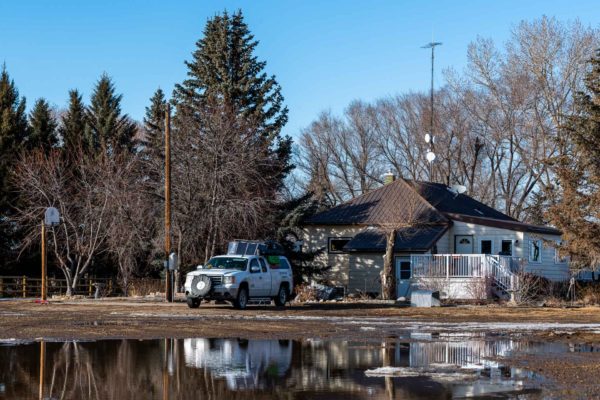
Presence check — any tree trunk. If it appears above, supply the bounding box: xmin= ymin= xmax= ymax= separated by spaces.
xmin=382 ymin=229 xmax=396 ymax=300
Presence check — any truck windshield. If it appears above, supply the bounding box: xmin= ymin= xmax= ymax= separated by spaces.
xmin=204 ymin=257 xmax=247 ymax=271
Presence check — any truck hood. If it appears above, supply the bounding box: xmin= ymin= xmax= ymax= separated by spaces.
xmin=186 ymin=269 xmax=241 ymax=277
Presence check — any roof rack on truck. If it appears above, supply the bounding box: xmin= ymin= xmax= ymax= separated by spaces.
xmin=226 ymin=240 xmax=285 ymax=257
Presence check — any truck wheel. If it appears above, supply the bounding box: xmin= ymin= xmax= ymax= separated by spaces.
xmin=234 ymin=287 xmax=249 ymax=310
xmin=274 ymin=285 xmax=289 ymax=307
xmin=187 ymin=297 xmax=201 ymax=308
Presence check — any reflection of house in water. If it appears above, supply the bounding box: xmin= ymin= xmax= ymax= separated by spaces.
xmin=183 ymin=338 xmax=292 ymax=390
xmin=182 ymin=335 xmax=540 ymax=398
xmin=406 ymin=333 xmax=518 ymax=369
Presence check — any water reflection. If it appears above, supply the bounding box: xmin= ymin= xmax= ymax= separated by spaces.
xmin=0 ymin=333 xmax=579 ymax=399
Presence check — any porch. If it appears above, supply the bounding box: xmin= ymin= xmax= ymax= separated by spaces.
xmin=396 ymin=254 xmax=524 ymax=300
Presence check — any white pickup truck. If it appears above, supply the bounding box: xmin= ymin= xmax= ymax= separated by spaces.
xmin=184 ymin=241 xmax=294 ymax=309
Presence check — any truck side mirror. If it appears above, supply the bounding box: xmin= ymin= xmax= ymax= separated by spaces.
xmin=250 ymin=265 xmax=260 ymax=273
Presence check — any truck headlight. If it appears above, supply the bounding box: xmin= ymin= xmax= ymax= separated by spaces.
xmin=223 ymin=276 xmax=235 ymax=285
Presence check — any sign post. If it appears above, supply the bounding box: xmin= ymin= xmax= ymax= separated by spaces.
xmin=40 ymin=207 xmax=60 ymax=303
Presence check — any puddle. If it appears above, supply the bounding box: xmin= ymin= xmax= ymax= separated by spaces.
xmin=0 ymin=332 xmax=591 ymax=399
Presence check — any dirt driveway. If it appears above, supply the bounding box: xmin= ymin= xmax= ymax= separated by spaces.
xmin=2 ymin=298 xmax=600 ymax=341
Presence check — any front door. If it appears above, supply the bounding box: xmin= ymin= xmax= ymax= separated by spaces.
xmin=395 ymin=257 xmax=412 ymax=299
xmin=455 ymin=235 xmax=474 ymax=254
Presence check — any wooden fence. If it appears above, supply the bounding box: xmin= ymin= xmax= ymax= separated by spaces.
xmin=0 ymin=276 xmax=164 ymax=298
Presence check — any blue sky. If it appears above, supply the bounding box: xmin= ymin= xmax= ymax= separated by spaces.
xmin=1 ymin=1 xmax=599 ymax=138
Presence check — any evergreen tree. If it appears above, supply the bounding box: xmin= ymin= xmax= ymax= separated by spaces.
xmin=276 ymin=192 xmax=329 ymax=285
xmin=87 ymin=73 xmax=137 ymax=153
xmin=0 ymin=65 xmax=28 ymax=271
xmin=546 ymin=49 xmax=600 ymax=269
xmin=28 ymin=98 xmax=58 ymax=151
xmin=60 ymin=89 xmax=89 ymax=153
xmin=0 ymin=66 xmax=28 ymax=201
xmin=143 ymin=88 xmax=167 ymax=155
xmin=173 ymin=10 xmax=292 ymax=188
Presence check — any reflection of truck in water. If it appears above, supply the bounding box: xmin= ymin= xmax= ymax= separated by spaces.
xmin=183 ymin=338 xmax=292 ymax=390
xmin=184 ymin=240 xmax=294 ymax=309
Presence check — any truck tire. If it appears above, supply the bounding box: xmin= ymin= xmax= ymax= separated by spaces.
xmin=234 ymin=286 xmax=249 ymax=310
xmin=187 ymin=297 xmax=201 ymax=308
xmin=274 ymin=285 xmax=289 ymax=307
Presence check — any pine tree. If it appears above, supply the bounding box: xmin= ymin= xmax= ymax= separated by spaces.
xmin=0 ymin=65 xmax=29 ymax=271
xmin=60 ymin=89 xmax=89 ymax=153
xmin=143 ymin=88 xmax=166 ymax=155
xmin=546 ymin=49 xmax=600 ymax=269
xmin=28 ymin=98 xmax=58 ymax=151
xmin=0 ymin=66 xmax=28 ymax=207
xmin=87 ymin=73 xmax=137 ymax=153
xmin=173 ymin=10 xmax=292 ymax=188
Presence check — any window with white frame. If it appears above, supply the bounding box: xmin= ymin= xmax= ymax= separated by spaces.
xmin=480 ymin=239 xmax=493 ymax=255
xmin=554 ymin=241 xmax=567 ymax=264
xmin=529 ymin=239 xmax=542 ymax=263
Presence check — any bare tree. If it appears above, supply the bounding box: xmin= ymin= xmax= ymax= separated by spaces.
xmin=171 ymin=102 xmax=281 ymax=267
xmin=12 ymin=148 xmax=122 ymax=295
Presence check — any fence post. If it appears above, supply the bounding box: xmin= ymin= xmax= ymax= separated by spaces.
xmin=22 ymin=276 xmax=27 ymax=298
xmin=108 ymin=279 xmax=113 ymax=295
xmin=0 ymin=277 xmax=3 ymax=297
xmin=88 ymin=279 xmax=93 ymax=297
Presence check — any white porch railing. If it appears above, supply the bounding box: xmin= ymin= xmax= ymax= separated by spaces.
xmin=411 ymin=254 xmax=521 ymax=294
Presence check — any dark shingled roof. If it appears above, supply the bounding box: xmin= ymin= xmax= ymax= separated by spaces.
xmin=410 ymin=181 xmax=518 ymax=222
xmin=304 ymin=179 xmax=562 ymax=236
xmin=343 ymin=225 xmax=449 ymax=252
xmin=304 ymin=179 xmax=448 ymax=225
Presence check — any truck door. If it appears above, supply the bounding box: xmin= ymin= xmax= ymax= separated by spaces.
xmin=259 ymin=258 xmax=275 ymax=296
xmin=250 ymin=258 xmax=270 ymax=297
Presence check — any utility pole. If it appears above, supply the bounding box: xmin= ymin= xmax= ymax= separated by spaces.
xmin=165 ymin=104 xmax=173 ymax=303
xmin=421 ymin=41 xmax=442 ymax=182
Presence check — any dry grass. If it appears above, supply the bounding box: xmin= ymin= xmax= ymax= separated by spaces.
xmin=127 ymin=278 xmax=163 ymax=297
xmin=293 ymin=284 xmax=318 ymax=302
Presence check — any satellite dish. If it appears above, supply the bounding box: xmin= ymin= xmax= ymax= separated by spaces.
xmin=448 ymin=184 xmax=467 ymax=197
xmin=44 ymin=207 xmax=60 ymax=226
xmin=426 ymin=151 xmax=436 ymax=162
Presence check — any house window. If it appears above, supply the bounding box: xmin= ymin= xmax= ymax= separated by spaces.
xmin=529 ymin=239 xmax=542 ymax=263
xmin=328 ymin=237 xmax=351 ymax=253
xmin=395 ymin=257 xmax=412 ymax=280
xmin=480 ymin=240 xmax=493 ymax=255
xmin=554 ymin=242 xmax=567 ymax=264
xmin=501 ymin=240 xmax=513 ymax=256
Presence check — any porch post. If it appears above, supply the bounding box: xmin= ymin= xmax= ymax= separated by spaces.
xmin=446 ymin=255 xmax=450 ymax=279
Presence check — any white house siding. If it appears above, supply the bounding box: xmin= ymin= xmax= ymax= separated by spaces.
xmin=444 ymin=220 xmax=568 ymax=282
xmin=434 ymin=230 xmax=451 ymax=253
xmin=301 ymin=225 xmax=363 ymax=287
xmin=348 ymin=253 xmax=383 ymax=294
xmin=522 ymin=232 xmax=570 ymax=281
xmin=447 ymin=221 xmax=524 ymax=257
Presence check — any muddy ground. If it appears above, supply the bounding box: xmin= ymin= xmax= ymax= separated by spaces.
xmin=2 ymin=298 xmax=600 ymax=398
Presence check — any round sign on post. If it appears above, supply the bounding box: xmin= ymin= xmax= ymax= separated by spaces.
xmin=168 ymin=252 xmax=178 ymax=271
xmin=44 ymin=207 xmax=60 ymax=226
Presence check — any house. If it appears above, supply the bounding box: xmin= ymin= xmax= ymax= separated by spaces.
xmin=301 ymin=177 xmax=568 ymax=300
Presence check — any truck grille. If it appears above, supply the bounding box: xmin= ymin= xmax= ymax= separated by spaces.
xmin=209 ymin=275 xmax=223 ymax=287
